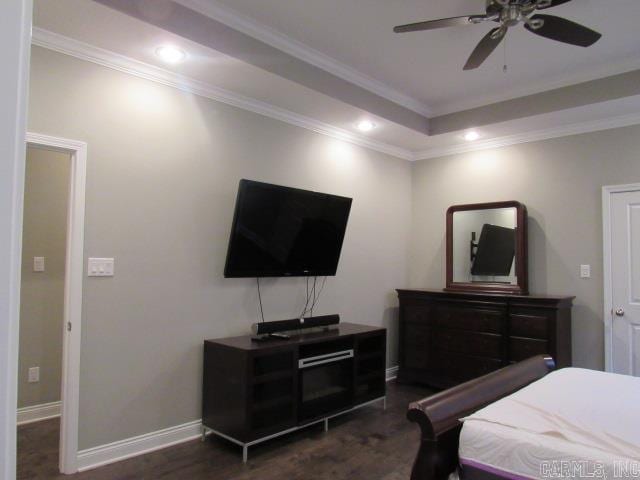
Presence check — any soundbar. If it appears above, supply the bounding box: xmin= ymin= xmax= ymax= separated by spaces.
xmin=252 ymin=314 xmax=340 ymax=337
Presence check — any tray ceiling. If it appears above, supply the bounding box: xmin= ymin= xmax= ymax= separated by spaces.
xmin=32 ymin=0 xmax=640 ymax=159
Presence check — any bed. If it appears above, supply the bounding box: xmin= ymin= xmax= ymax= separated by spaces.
xmin=406 ymin=355 xmax=640 ymax=480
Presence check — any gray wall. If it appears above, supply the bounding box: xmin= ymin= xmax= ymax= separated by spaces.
xmin=27 ymin=46 xmax=412 ymax=450
xmin=410 ymin=124 xmax=640 ymax=370
xmin=18 ymin=146 xmax=70 ymax=409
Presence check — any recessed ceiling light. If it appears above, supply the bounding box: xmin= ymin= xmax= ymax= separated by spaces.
xmin=155 ymin=45 xmax=186 ymax=64
xmin=356 ymin=120 xmax=376 ymax=132
xmin=464 ymin=131 xmax=481 ymax=142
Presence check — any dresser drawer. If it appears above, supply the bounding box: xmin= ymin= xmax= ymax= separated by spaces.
xmin=433 ymin=350 xmax=502 ymax=382
xmin=509 ymin=311 xmax=550 ymax=339
xmin=402 ymin=323 xmax=431 ymax=369
xmin=435 ymin=306 xmax=504 ymax=334
xmin=404 ymin=305 xmax=431 ymax=324
xmin=509 ymin=337 xmax=548 ymax=361
xmin=437 ymin=329 xmax=502 ymax=358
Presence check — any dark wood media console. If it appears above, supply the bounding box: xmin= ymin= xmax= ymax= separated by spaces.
xmin=202 ymin=322 xmax=386 ymax=462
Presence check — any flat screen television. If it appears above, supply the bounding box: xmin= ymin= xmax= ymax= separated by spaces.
xmin=224 ymin=180 xmax=353 ymax=278
xmin=471 ymin=224 xmax=516 ymax=277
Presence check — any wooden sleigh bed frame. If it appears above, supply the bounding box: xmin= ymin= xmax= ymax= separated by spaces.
xmin=407 ymin=355 xmax=556 ymax=480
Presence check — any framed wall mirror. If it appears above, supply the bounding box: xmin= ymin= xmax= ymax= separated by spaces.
xmin=446 ymin=201 xmax=528 ymax=295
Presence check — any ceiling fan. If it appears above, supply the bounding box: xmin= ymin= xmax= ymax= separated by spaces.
xmin=393 ymin=0 xmax=602 ymax=70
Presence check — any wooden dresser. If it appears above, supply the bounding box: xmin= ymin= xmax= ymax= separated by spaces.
xmin=396 ymin=289 xmax=574 ymax=388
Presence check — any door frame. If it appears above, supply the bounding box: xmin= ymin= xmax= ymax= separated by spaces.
xmin=25 ymin=133 xmax=87 ymax=474
xmin=1 ymin=3 xmax=33 ymax=479
xmin=602 ymin=183 xmax=640 ymax=373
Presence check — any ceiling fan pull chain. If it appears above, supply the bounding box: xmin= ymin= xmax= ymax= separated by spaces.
xmin=503 ymin=35 xmax=508 ymax=73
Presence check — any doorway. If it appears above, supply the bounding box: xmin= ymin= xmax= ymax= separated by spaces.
xmin=17 ymin=145 xmax=70 ymax=479
xmin=19 ymin=133 xmax=87 ymax=475
xmin=603 ymin=184 xmax=640 ymax=375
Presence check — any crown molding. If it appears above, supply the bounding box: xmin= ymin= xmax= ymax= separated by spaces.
xmin=29 ymin=28 xmax=640 ymax=164
xmin=173 ymin=0 xmax=432 ymax=117
xmin=31 ymin=28 xmax=414 ymax=161
xmin=413 ymin=112 xmax=640 ymax=161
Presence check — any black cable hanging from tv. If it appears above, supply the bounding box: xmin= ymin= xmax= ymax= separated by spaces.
xmin=256 ymin=277 xmax=265 ymax=323
xmin=300 ymin=276 xmax=321 ymax=319
xmin=300 ymin=277 xmax=309 ymax=319
xmin=310 ymin=277 xmax=316 ymax=317
xmin=299 ymin=276 xmax=311 ymax=318
xmin=308 ymin=276 xmax=327 ymax=318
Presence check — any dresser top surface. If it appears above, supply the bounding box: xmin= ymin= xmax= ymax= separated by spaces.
xmin=397 ymin=288 xmax=575 ymax=304
xmin=206 ymin=322 xmax=385 ymax=351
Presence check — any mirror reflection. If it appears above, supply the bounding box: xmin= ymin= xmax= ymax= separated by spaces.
xmin=452 ymin=207 xmax=517 ymax=285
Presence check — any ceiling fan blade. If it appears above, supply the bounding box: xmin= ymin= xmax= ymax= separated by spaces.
xmin=525 ymin=14 xmax=602 ymax=47
xmin=463 ymin=27 xmax=507 ymax=70
xmin=394 ymin=15 xmax=482 ymax=33
xmin=536 ymin=0 xmax=573 ymax=10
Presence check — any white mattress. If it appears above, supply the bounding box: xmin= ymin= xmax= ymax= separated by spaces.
xmin=458 ymin=368 xmax=640 ymax=480
xmin=460 ymin=419 xmax=634 ymax=480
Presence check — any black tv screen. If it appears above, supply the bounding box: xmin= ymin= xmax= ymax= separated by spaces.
xmin=224 ymin=180 xmax=352 ymax=278
xmin=471 ymin=224 xmax=516 ymax=276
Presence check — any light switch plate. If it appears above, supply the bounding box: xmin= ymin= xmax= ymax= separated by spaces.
xmin=88 ymin=258 xmax=115 ymax=277
xmin=33 ymin=256 xmax=45 ymax=272
xmin=28 ymin=366 xmax=39 ymax=383
xmin=580 ymin=264 xmax=591 ymax=278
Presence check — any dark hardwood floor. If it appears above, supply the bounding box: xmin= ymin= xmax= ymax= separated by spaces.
xmin=17 ymin=381 xmax=432 ymax=480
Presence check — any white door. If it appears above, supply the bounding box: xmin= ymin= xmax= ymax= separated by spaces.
xmin=609 ymin=189 xmax=640 ymax=375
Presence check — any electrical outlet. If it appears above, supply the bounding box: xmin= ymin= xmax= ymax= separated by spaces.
xmin=33 ymin=256 xmax=45 ymax=272
xmin=28 ymin=366 xmax=40 ymax=383
xmin=580 ymin=264 xmax=591 ymax=278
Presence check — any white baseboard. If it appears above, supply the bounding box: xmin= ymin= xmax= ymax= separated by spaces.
xmin=385 ymin=365 xmax=399 ymax=382
xmin=77 ymin=420 xmax=202 ymax=472
xmin=77 ymin=366 xmax=399 ymax=472
xmin=17 ymin=401 xmax=61 ymax=426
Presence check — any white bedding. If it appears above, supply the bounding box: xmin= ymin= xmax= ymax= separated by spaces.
xmin=459 ymin=368 xmax=640 ymax=479
xmin=460 ymin=419 xmax=635 ymax=480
